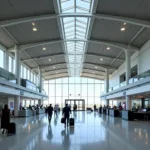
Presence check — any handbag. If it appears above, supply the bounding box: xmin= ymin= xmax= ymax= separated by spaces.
xmin=61 ymin=117 xmax=65 ymax=124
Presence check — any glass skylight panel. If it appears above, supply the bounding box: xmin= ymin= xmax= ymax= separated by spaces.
xmin=59 ymin=0 xmax=93 ymax=76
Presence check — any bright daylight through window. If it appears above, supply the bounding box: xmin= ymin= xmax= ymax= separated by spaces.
xmin=44 ymin=77 xmax=104 ymax=108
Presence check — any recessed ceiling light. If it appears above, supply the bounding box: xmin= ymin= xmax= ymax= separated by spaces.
xmin=121 ymin=27 xmax=126 ymax=31
xmin=33 ymin=27 xmax=37 ymax=31
xmin=53 ymin=66 xmax=55 ymax=69
xmin=43 ymin=47 xmax=46 ymax=51
xmin=49 ymin=59 xmax=51 ymax=61
xmin=107 ymin=47 xmax=110 ymax=50
xmin=124 ymin=22 xmax=126 ymax=25
xmin=95 ymin=66 xmax=97 ymax=69
xmin=32 ymin=22 xmax=35 ymax=26
xmin=100 ymin=58 xmax=103 ymax=61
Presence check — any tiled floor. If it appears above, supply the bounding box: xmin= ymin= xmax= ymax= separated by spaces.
xmin=0 ymin=111 xmax=150 ymax=150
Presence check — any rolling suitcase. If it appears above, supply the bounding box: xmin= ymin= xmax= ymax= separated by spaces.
xmin=69 ymin=118 xmax=74 ymax=127
xmin=8 ymin=122 xmax=16 ymax=135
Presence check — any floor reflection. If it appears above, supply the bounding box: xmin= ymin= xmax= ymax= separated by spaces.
xmin=0 ymin=112 xmax=150 ymax=150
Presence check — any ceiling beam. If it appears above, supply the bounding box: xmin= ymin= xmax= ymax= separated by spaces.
xmin=32 ymin=62 xmax=117 ymax=70
xmin=44 ymin=72 xmax=68 ymax=77
xmin=84 ymin=62 xmax=117 ymax=70
xmin=42 ymin=68 xmax=68 ymax=75
xmin=44 ymin=73 xmax=69 ymax=79
xmin=14 ymin=39 xmax=139 ymax=52
xmin=82 ymin=72 xmax=104 ymax=78
xmin=31 ymin=62 xmax=67 ymax=70
xmin=45 ymin=75 xmax=69 ymax=80
xmin=0 ymin=13 xmax=150 ymax=28
xmin=22 ymin=52 xmax=124 ymax=62
xmin=22 ymin=53 xmax=65 ymax=62
xmin=82 ymin=68 xmax=105 ymax=75
xmin=86 ymin=53 xmax=125 ymax=61
xmin=81 ymin=75 xmax=104 ymax=81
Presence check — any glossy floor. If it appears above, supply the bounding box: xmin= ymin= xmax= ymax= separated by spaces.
xmin=0 ymin=111 xmax=150 ymax=150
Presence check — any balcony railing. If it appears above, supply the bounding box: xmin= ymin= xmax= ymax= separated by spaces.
xmin=107 ymin=70 xmax=150 ymax=93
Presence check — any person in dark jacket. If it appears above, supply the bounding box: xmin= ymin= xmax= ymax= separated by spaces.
xmin=47 ymin=104 xmax=53 ymax=124
xmin=62 ymin=104 xmax=71 ymax=127
xmin=1 ymin=104 xmax=10 ymax=134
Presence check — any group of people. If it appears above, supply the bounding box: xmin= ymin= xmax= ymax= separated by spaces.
xmin=46 ymin=104 xmax=71 ymax=128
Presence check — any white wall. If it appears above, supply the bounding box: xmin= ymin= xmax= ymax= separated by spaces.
xmin=109 ymin=40 xmax=150 ymax=88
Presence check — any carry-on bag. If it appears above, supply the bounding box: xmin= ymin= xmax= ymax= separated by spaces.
xmin=61 ymin=118 xmax=65 ymax=124
xmin=8 ymin=122 xmax=16 ymax=135
xmin=69 ymin=117 xmax=74 ymax=127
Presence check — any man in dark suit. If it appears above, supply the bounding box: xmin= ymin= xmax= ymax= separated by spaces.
xmin=47 ymin=104 xmax=53 ymax=124
xmin=62 ymin=104 xmax=71 ymax=127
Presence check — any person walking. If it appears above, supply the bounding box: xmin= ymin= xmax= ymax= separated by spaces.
xmin=54 ymin=105 xmax=58 ymax=117
xmin=62 ymin=104 xmax=71 ymax=128
xmin=1 ymin=104 xmax=10 ymax=134
xmin=47 ymin=104 xmax=53 ymax=124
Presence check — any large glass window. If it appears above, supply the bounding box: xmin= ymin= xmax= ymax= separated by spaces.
xmin=44 ymin=77 xmax=104 ymax=108
xmin=0 ymin=49 xmax=4 ymax=68
xmin=9 ymin=56 xmax=12 ymax=72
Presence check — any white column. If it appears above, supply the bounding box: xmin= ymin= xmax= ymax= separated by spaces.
xmin=4 ymin=50 xmax=9 ymax=71
xmin=15 ymin=45 xmax=21 ymax=85
xmin=107 ymin=99 xmax=109 ymax=106
xmin=105 ymin=69 xmax=109 ymax=93
xmin=14 ymin=96 xmax=20 ymax=116
xmin=125 ymin=50 xmax=131 ymax=85
xmin=25 ymin=100 xmax=27 ymax=107
xmin=126 ymin=96 xmax=132 ymax=110
xmin=38 ymin=99 xmax=42 ymax=106
xmin=39 ymin=69 xmax=43 ymax=93
xmin=14 ymin=45 xmax=21 ymax=116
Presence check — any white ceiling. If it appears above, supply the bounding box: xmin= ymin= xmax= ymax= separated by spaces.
xmin=0 ymin=0 xmax=150 ymax=80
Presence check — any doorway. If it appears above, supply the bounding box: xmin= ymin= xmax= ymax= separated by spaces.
xmin=65 ymin=99 xmax=85 ymax=111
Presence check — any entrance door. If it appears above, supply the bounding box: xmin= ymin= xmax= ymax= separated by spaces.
xmin=65 ymin=99 xmax=85 ymax=111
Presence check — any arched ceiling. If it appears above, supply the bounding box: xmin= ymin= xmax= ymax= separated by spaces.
xmin=0 ymin=0 xmax=150 ymax=80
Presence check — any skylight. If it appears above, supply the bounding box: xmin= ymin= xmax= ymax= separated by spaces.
xmin=59 ymin=0 xmax=94 ymax=76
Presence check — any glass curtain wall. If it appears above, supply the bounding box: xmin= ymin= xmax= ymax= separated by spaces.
xmin=44 ymin=77 xmax=104 ymax=108
xmin=0 ymin=49 xmax=4 ymax=68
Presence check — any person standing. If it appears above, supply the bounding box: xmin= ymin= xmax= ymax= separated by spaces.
xmin=54 ymin=105 xmax=58 ymax=117
xmin=62 ymin=104 xmax=71 ymax=128
xmin=47 ymin=104 xmax=53 ymax=124
xmin=1 ymin=104 xmax=10 ymax=134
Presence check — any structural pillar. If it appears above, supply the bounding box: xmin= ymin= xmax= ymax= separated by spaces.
xmin=15 ymin=45 xmax=21 ymax=85
xmin=24 ymin=100 xmax=27 ymax=107
xmin=106 ymin=99 xmax=109 ymax=107
xmin=38 ymin=99 xmax=42 ymax=106
xmin=105 ymin=69 xmax=109 ymax=93
xmin=14 ymin=45 xmax=21 ymax=116
xmin=4 ymin=50 xmax=9 ymax=71
xmin=39 ymin=69 xmax=43 ymax=93
xmin=125 ymin=50 xmax=131 ymax=85
xmin=126 ymin=96 xmax=132 ymax=110
xmin=14 ymin=96 xmax=20 ymax=116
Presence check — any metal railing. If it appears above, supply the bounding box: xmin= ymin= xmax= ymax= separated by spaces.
xmin=0 ymin=67 xmax=16 ymax=81
xmin=106 ymin=70 xmax=150 ymax=94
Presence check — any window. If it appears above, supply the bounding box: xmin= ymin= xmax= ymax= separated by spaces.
xmin=21 ymin=65 xmax=23 ymax=78
xmin=31 ymin=72 xmax=33 ymax=82
xmin=9 ymin=56 xmax=12 ymax=72
xmin=0 ymin=49 xmax=4 ymax=68
xmin=44 ymin=77 xmax=104 ymax=108
xmin=24 ymin=67 xmax=27 ymax=79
